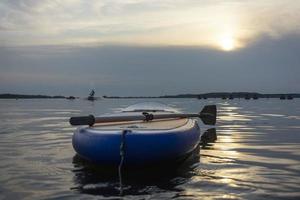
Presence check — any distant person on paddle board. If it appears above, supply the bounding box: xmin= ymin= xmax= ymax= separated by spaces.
xmin=87 ymin=90 xmax=95 ymax=101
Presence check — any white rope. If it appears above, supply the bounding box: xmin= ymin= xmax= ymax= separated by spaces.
xmin=118 ymin=129 xmax=131 ymax=196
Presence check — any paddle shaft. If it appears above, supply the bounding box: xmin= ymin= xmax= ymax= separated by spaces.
xmin=69 ymin=105 xmax=216 ymax=126
xmin=97 ymin=113 xmax=202 ymax=122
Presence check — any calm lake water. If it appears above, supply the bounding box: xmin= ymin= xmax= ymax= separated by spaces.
xmin=0 ymin=99 xmax=299 ymax=200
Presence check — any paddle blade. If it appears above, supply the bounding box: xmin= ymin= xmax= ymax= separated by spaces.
xmin=69 ymin=115 xmax=95 ymax=126
xmin=200 ymin=105 xmax=217 ymax=125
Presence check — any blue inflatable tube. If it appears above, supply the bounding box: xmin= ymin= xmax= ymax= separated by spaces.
xmin=72 ymin=118 xmax=200 ymax=166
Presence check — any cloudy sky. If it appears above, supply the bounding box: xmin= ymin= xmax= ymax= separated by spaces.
xmin=0 ymin=0 xmax=299 ymax=96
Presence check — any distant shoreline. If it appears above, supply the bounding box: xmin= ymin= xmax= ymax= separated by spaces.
xmin=0 ymin=92 xmax=299 ymax=99
xmin=103 ymin=92 xmax=299 ymax=99
xmin=0 ymin=93 xmax=65 ymax=99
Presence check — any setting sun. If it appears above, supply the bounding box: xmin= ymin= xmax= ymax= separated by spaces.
xmin=220 ymin=37 xmax=235 ymax=51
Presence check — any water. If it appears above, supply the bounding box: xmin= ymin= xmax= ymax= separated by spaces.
xmin=0 ymin=99 xmax=299 ymax=199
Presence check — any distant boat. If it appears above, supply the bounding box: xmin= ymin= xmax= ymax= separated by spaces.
xmin=222 ymin=96 xmax=227 ymax=100
xmin=229 ymin=95 xmax=234 ymax=100
xmin=197 ymin=95 xmax=202 ymax=100
xmin=203 ymin=96 xmax=207 ymax=99
xmin=66 ymin=96 xmax=75 ymax=100
xmin=280 ymin=95 xmax=286 ymax=100
xmin=253 ymin=95 xmax=259 ymax=100
xmin=287 ymin=95 xmax=293 ymax=100
xmin=245 ymin=94 xmax=250 ymax=100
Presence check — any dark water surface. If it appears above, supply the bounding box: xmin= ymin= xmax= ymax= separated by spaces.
xmin=0 ymin=99 xmax=299 ymax=199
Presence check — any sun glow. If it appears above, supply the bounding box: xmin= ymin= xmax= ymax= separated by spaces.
xmin=220 ymin=36 xmax=235 ymax=51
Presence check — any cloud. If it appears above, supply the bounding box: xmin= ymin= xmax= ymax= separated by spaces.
xmin=1 ymin=33 xmax=299 ymax=95
xmin=0 ymin=0 xmax=300 ymax=50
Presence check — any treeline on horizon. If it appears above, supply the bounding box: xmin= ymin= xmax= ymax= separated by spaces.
xmin=0 ymin=93 xmax=65 ymax=99
xmin=0 ymin=92 xmax=299 ymax=99
xmin=104 ymin=92 xmax=299 ymax=99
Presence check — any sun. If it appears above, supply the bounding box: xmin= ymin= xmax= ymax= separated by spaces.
xmin=220 ymin=37 xmax=235 ymax=51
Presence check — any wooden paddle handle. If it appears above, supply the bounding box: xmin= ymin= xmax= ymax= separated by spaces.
xmin=69 ymin=115 xmax=95 ymax=126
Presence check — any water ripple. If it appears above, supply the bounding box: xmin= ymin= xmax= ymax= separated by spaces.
xmin=0 ymin=99 xmax=299 ymax=199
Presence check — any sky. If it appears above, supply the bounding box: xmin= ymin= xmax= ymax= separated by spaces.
xmin=0 ymin=0 xmax=300 ymax=96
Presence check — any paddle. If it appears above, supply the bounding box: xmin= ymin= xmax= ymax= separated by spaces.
xmin=69 ymin=105 xmax=217 ymax=126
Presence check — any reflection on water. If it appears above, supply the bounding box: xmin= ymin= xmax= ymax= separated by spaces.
xmin=200 ymin=128 xmax=217 ymax=149
xmin=71 ymin=147 xmax=200 ymax=197
xmin=0 ymin=99 xmax=300 ymax=199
